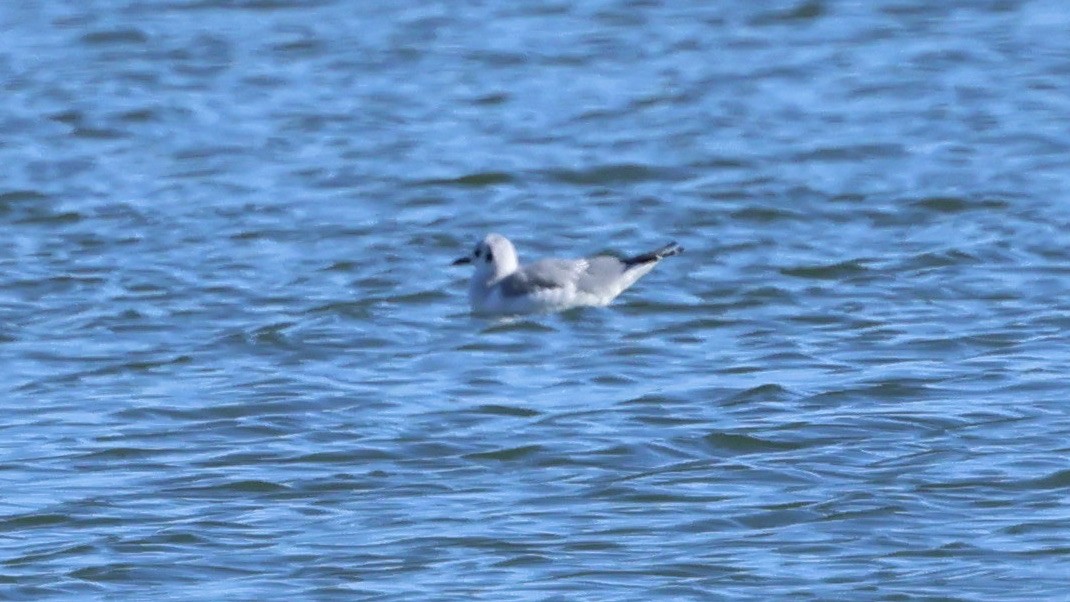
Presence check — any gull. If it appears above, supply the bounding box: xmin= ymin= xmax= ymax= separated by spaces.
xmin=452 ymin=233 xmax=683 ymax=314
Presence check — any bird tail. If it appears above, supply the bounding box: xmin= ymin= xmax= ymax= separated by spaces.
xmin=622 ymin=241 xmax=683 ymax=268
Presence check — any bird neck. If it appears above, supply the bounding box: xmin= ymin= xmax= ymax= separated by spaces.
xmin=472 ymin=264 xmax=514 ymax=289
xmin=493 ymin=254 xmax=519 ymax=279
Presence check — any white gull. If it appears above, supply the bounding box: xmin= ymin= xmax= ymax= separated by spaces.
xmin=452 ymin=233 xmax=683 ymax=315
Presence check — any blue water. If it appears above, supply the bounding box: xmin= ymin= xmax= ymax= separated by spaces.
xmin=2 ymin=1 xmax=1070 ymax=600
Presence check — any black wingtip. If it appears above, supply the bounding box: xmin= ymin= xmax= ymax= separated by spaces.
xmin=660 ymin=241 xmax=683 ymax=257
xmin=622 ymin=241 xmax=683 ymax=267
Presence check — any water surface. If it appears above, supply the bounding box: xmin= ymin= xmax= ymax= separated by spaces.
xmin=2 ymin=1 xmax=1070 ymax=600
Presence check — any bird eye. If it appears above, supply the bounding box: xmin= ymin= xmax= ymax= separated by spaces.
xmin=474 ymin=247 xmax=481 ymax=258
xmin=485 ymin=250 xmax=493 ymax=263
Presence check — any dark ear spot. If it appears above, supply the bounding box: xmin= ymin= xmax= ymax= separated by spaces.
xmin=485 ymin=250 xmax=493 ymax=263
xmin=474 ymin=246 xmax=481 ymax=258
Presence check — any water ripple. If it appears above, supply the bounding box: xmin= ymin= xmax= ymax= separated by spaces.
xmin=2 ymin=1 xmax=1069 ymax=600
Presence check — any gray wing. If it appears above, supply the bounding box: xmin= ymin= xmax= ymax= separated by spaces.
xmin=499 ymin=258 xmax=589 ymax=297
xmin=499 ymin=256 xmax=630 ymax=298
xmin=573 ymin=256 xmax=629 ymax=296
